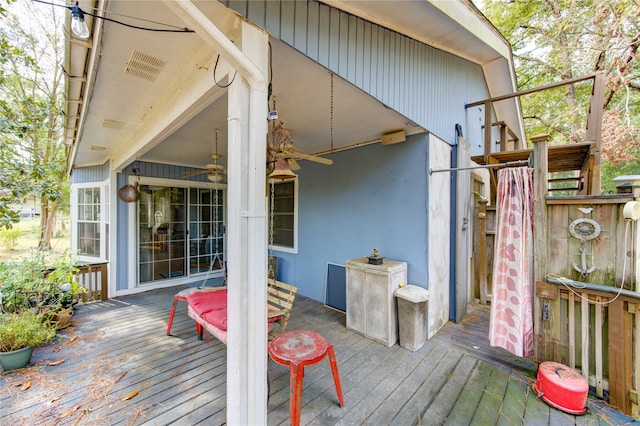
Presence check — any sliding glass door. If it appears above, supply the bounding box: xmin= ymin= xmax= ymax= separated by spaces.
xmin=189 ymin=188 xmax=225 ymax=275
xmin=136 ymin=181 xmax=225 ymax=286
xmin=138 ymin=186 xmax=186 ymax=283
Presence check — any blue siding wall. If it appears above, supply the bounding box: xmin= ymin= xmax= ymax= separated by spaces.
xmin=224 ymin=0 xmax=489 ymax=144
xmin=274 ymin=133 xmax=429 ymax=301
xmin=71 ymin=161 xmax=110 ymax=184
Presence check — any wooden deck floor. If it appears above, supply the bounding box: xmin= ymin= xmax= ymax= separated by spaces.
xmin=1 ymin=286 xmax=637 ymax=425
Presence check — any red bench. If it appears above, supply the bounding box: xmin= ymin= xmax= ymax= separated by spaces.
xmin=186 ymin=279 xmax=298 ymax=344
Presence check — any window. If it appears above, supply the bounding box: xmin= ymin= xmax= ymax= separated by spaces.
xmin=72 ymin=183 xmax=108 ymax=261
xmin=268 ymin=179 xmax=298 ymax=253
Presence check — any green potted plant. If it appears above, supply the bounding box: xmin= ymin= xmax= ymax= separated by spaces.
xmin=0 ymin=252 xmax=48 ymax=313
xmin=0 ymin=251 xmax=83 ymax=321
xmin=0 ymin=310 xmax=57 ymax=370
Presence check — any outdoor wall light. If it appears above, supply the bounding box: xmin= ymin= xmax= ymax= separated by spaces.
xmin=70 ymin=2 xmax=90 ymax=39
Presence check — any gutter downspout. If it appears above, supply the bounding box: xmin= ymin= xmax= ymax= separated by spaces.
xmin=163 ymin=2 xmax=268 ymax=425
xmin=449 ymin=142 xmax=458 ymax=322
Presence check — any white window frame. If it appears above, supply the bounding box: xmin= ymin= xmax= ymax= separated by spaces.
xmin=268 ymin=178 xmax=298 ymax=254
xmin=71 ymin=181 xmax=109 ymax=263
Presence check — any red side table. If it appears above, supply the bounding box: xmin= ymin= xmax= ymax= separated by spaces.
xmin=268 ymin=330 xmax=344 ymax=426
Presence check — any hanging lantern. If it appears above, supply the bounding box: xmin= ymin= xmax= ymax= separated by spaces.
xmin=118 ymin=164 xmax=141 ymax=202
xmin=269 ymin=158 xmax=296 ymax=180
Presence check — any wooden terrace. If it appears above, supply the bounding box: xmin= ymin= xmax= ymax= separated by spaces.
xmin=1 ymin=285 xmax=635 ymax=425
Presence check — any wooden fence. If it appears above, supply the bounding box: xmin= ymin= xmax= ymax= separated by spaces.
xmin=534 ymin=197 xmax=639 ymax=417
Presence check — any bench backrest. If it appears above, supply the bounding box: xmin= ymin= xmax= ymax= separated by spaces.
xmin=267 ymin=279 xmax=298 ymax=340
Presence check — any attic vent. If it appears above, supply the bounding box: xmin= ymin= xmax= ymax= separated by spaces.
xmin=101 ymin=118 xmax=124 ymax=129
xmin=124 ymin=50 xmax=166 ymax=82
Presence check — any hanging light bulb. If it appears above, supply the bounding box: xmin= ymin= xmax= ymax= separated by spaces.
xmin=70 ymin=2 xmax=90 ymax=39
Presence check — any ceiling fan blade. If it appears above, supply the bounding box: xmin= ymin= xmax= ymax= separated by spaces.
xmin=283 ymin=144 xmax=303 ymax=153
xmin=205 ymin=164 xmax=226 ymax=171
xmin=290 ymin=152 xmax=333 ymax=165
xmin=183 ymin=169 xmax=211 ymax=176
xmin=288 ymin=158 xmax=301 ymax=170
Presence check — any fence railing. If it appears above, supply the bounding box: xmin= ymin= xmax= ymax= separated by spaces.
xmin=537 ymin=278 xmax=640 ymax=417
xmin=75 ymin=262 xmax=108 ymax=303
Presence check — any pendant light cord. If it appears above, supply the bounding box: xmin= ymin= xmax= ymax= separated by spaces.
xmin=32 ymin=0 xmax=195 ymax=33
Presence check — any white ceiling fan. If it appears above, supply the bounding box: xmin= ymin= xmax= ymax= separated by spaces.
xmin=183 ymin=129 xmax=226 ymax=182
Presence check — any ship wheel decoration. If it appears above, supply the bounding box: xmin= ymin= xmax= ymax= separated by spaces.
xmin=568 ymin=218 xmax=601 ymax=241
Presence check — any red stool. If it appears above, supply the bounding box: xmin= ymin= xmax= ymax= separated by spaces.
xmin=166 ymin=287 xmax=223 ymax=335
xmin=268 ymin=330 xmax=344 ymax=426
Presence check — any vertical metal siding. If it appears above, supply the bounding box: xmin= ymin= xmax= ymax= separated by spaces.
xmin=119 ymin=161 xmax=209 ymax=183
xmin=71 ymin=161 xmax=110 ymax=184
xmin=294 ymin=1 xmax=308 ymax=51
xmin=306 ymin=2 xmax=320 ymax=60
xmin=222 ymin=0 xmax=488 ymax=144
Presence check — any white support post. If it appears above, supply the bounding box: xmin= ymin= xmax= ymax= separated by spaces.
xmin=162 ymin=2 xmax=269 ymax=424
xmin=225 ymin=24 xmax=269 ymax=426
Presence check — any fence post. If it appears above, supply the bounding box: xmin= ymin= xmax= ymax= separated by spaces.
xmin=99 ymin=263 xmax=108 ymax=301
xmin=609 ymin=299 xmax=631 ymax=413
xmin=532 ymin=133 xmax=550 ymax=361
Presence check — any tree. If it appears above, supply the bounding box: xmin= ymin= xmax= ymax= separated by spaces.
xmin=0 ymin=0 xmax=68 ymax=246
xmin=479 ymin=0 xmax=640 ymax=192
xmin=0 ymin=0 xmax=25 ymax=229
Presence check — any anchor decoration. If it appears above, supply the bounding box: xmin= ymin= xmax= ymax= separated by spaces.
xmin=572 ymin=247 xmax=596 ymax=277
xmin=567 ymin=209 xmax=601 ymax=277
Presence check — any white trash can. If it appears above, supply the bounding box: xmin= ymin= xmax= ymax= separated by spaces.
xmin=394 ymin=285 xmax=430 ymax=351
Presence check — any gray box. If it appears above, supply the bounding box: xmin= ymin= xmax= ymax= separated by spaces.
xmin=395 ymin=285 xmax=430 ymax=351
xmin=346 ymin=257 xmax=407 ymax=347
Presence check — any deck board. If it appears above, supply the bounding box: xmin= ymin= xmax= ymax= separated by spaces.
xmin=420 ymin=353 xmax=478 ymax=424
xmin=496 ymin=374 xmax=529 ymax=426
xmin=444 ymin=359 xmax=494 ymax=425
xmin=1 ymin=287 xmax=634 ymax=425
xmin=523 ymin=383 xmax=551 ymax=425
xmin=390 ymin=349 xmax=463 ymax=425
xmin=365 ymin=344 xmax=450 ymax=425
xmin=470 ymin=364 xmax=511 ymax=424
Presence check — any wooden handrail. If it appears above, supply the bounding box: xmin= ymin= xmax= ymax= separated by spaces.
xmin=465 ymin=72 xmax=603 ymax=108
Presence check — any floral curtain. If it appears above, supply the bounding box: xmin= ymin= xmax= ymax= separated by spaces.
xmin=489 ymin=166 xmax=534 ymax=357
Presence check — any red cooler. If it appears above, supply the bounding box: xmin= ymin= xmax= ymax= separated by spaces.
xmin=533 ymin=361 xmax=588 ymax=415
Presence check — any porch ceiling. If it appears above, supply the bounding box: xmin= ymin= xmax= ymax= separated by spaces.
xmin=69 ymin=1 xmax=425 ymax=172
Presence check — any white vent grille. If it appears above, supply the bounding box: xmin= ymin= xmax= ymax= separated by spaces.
xmin=101 ymin=118 xmax=124 ymax=129
xmin=124 ymin=50 xmax=166 ymax=82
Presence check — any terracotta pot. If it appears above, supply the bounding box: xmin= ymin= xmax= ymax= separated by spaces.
xmin=53 ymin=307 xmax=73 ymax=330
xmin=0 ymin=346 xmax=34 ymax=370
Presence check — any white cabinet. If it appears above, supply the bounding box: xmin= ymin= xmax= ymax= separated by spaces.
xmin=346 ymin=257 xmax=407 ymax=346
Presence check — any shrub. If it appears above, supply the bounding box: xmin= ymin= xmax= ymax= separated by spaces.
xmin=0 ymin=251 xmax=82 ymax=313
xmin=0 ymin=227 xmax=22 ymax=250
xmin=0 ymin=310 xmax=57 ymax=352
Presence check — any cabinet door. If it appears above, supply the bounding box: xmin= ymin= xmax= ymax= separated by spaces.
xmin=365 ymin=271 xmax=390 ymax=342
xmin=346 ymin=268 xmax=366 ymax=334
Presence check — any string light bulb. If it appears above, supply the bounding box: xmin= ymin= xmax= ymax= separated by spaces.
xmin=70 ymin=2 xmax=90 ymax=39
